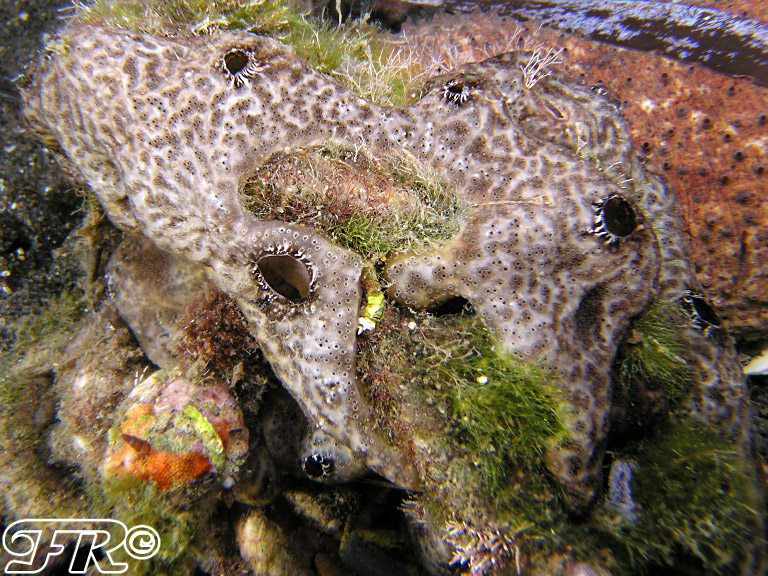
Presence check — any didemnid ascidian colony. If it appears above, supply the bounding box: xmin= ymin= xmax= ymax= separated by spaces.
xmin=20 ymin=20 xmax=752 ymax=524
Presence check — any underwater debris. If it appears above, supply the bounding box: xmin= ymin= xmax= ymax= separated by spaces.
xmin=605 ymin=459 xmax=638 ymax=523
xmin=358 ymin=267 xmax=386 ymax=334
xmin=745 ymin=346 xmax=768 ymax=375
xmin=47 ymin=304 xmax=150 ymax=482
xmin=446 ymin=519 xmax=524 ymax=576
xmin=236 ymin=507 xmax=314 ymax=576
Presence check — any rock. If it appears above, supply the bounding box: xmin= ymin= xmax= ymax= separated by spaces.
xmin=103 ymin=369 xmax=248 ymax=491
xmin=236 ymin=508 xmax=314 ymax=576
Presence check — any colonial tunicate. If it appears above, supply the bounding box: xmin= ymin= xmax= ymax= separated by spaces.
xmin=20 ymin=23 xmax=749 ymax=508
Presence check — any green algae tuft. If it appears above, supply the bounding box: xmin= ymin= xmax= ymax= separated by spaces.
xmin=241 ymin=142 xmax=468 ymax=259
xmin=0 ymin=288 xmax=86 ymax=404
xmin=594 ymin=418 xmax=763 ymax=575
xmin=615 ymin=300 xmax=695 ymax=408
xmin=435 ymin=321 xmax=565 ymax=492
xmin=66 ymin=0 xmax=423 ymax=106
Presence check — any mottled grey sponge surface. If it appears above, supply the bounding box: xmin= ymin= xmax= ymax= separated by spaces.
xmin=21 ymin=24 xmax=748 ymax=506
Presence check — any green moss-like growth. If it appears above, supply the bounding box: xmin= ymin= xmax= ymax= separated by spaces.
xmin=241 ymin=142 xmax=467 ymax=259
xmin=447 ymin=346 xmax=562 ymax=492
xmin=0 ymin=288 xmax=86 ymax=404
xmin=417 ymin=316 xmax=565 ymax=495
xmin=68 ymin=0 xmax=423 ymax=106
xmin=358 ymin=305 xmax=763 ymax=574
xmin=282 ymin=15 xmax=423 ymax=106
xmin=70 ymin=0 xmax=310 ymax=36
xmin=616 ymin=300 xmax=695 ymax=408
xmin=358 ymin=309 xmax=570 ymax=567
xmin=595 ymin=419 xmax=762 ymax=575
xmin=0 ymin=287 xmax=91 ymax=520
xmin=90 ymin=478 xmax=205 ymax=575
xmin=11 ymin=288 xmax=85 ymax=352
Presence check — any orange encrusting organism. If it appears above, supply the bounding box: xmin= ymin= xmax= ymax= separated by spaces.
xmin=105 ymin=432 xmax=213 ymax=491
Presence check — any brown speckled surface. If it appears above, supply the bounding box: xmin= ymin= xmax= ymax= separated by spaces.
xmin=554 ymin=37 xmax=768 ymax=340
xmin=402 ymin=10 xmax=768 ymax=339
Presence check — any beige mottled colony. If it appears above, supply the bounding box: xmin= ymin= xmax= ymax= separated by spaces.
xmin=24 ymin=26 xmax=421 ymax=488
xmin=107 ymin=235 xmax=207 ymax=369
xmin=21 ymin=25 xmax=746 ymax=505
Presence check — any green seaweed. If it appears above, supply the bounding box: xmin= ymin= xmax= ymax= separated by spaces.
xmin=357 ymin=308 xmax=568 ymax=523
xmin=69 ymin=0 xmax=308 ymax=36
xmin=325 ymin=204 xmax=461 ymax=259
xmin=486 ymin=418 xmax=763 ymax=574
xmin=420 ymin=317 xmax=565 ymax=495
xmin=11 ymin=288 xmax=85 ymax=353
xmin=0 ymin=288 xmax=86 ymax=403
xmin=616 ymin=299 xmax=695 ymax=408
xmin=594 ymin=418 xmax=762 ymax=575
xmin=241 ymin=142 xmax=468 ymax=259
xmin=359 ymin=306 xmax=763 ymax=574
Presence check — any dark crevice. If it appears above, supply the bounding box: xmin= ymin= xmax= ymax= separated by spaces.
xmin=428 ymin=296 xmax=473 ymax=316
